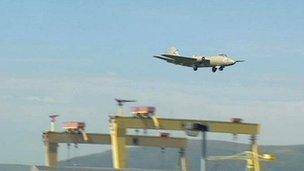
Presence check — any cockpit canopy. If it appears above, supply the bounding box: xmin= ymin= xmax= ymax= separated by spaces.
xmin=218 ymin=54 xmax=228 ymax=57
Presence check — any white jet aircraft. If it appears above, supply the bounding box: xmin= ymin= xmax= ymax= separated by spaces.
xmin=154 ymin=47 xmax=244 ymax=72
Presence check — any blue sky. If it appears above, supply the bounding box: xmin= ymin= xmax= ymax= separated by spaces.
xmin=0 ymin=0 xmax=303 ymax=165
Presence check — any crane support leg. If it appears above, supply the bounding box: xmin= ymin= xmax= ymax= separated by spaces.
xmin=201 ymin=131 xmax=207 ymax=171
xmin=179 ymin=148 xmax=188 ymax=171
xmin=152 ymin=116 xmax=160 ymax=128
xmin=250 ymin=135 xmax=260 ymax=171
xmin=45 ymin=142 xmax=58 ymax=167
xmin=111 ymin=122 xmax=127 ymax=169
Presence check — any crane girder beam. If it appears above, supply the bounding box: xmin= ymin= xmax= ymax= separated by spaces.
xmin=43 ymin=131 xmax=187 ymax=148
xmin=111 ymin=116 xmax=260 ymax=135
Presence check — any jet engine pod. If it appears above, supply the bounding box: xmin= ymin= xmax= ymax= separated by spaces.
xmin=195 ymin=56 xmax=205 ymax=63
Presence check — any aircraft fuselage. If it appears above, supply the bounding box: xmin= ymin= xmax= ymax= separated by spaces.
xmin=198 ymin=56 xmax=236 ymax=67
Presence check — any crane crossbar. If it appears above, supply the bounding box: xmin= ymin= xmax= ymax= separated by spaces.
xmin=43 ymin=132 xmax=187 ymax=148
xmin=111 ymin=116 xmax=260 ymax=135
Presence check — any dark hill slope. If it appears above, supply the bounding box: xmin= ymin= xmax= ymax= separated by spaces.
xmin=60 ymin=140 xmax=304 ymax=171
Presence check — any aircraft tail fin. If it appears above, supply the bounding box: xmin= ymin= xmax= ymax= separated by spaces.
xmin=167 ymin=47 xmax=180 ymax=56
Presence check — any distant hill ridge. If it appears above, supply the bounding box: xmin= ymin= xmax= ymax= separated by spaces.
xmin=59 ymin=140 xmax=304 ymax=171
xmin=2 ymin=140 xmax=304 ymax=171
xmin=0 ymin=164 xmax=31 ymax=171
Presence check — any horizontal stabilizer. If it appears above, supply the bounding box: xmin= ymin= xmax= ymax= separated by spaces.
xmin=235 ymin=60 xmax=245 ymax=62
xmin=153 ymin=55 xmax=174 ymax=61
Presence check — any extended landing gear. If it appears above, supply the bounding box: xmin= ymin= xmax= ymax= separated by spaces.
xmin=212 ymin=67 xmax=217 ymax=72
xmin=193 ymin=66 xmax=198 ymax=71
xmin=219 ymin=66 xmax=224 ymax=71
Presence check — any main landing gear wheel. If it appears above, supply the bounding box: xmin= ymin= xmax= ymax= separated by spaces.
xmin=193 ymin=66 xmax=198 ymax=71
xmin=219 ymin=66 xmax=224 ymax=71
xmin=212 ymin=67 xmax=217 ymax=72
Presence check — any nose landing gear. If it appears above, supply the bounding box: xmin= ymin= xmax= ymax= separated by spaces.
xmin=219 ymin=66 xmax=224 ymax=71
xmin=193 ymin=66 xmax=198 ymax=71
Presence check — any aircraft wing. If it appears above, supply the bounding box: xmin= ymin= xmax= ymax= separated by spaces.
xmin=161 ymin=54 xmax=197 ymax=63
xmin=161 ymin=54 xmax=210 ymax=65
xmin=154 ymin=55 xmax=195 ymax=66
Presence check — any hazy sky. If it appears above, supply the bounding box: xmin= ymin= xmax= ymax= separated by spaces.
xmin=0 ymin=0 xmax=303 ymax=165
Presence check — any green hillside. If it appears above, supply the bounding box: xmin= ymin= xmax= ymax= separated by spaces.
xmin=60 ymin=140 xmax=304 ymax=171
xmin=2 ymin=140 xmax=304 ymax=171
xmin=0 ymin=164 xmax=30 ymax=171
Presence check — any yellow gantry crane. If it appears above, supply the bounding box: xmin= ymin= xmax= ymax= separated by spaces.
xmin=43 ymin=132 xmax=189 ymax=170
xmin=43 ymin=114 xmax=264 ymax=171
xmin=109 ymin=116 xmax=261 ymax=170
